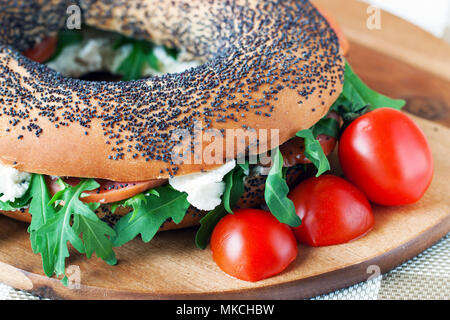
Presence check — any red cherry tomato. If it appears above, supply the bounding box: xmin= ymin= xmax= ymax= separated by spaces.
xmin=338 ymin=108 xmax=433 ymax=206
xmin=45 ymin=176 xmax=165 ymax=204
xmin=211 ymin=209 xmax=298 ymax=282
xmin=22 ymin=36 xmax=58 ymax=63
xmin=289 ymin=175 xmax=374 ymax=246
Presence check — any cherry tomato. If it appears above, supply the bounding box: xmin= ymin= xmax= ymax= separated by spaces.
xmin=289 ymin=175 xmax=374 ymax=246
xmin=46 ymin=176 xmax=165 ymax=204
xmin=338 ymin=108 xmax=433 ymax=206
xmin=211 ymin=209 xmax=298 ymax=282
xmin=22 ymin=36 xmax=58 ymax=63
xmin=314 ymin=5 xmax=350 ymax=56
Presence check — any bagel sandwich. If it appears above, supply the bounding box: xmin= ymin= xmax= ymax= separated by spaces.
xmin=0 ymin=0 xmax=405 ymax=283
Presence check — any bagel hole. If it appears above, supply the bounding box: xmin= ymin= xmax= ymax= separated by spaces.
xmin=39 ymin=26 xmax=201 ymax=82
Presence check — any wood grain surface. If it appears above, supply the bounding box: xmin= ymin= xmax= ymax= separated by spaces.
xmin=0 ymin=0 xmax=449 ymax=299
xmin=313 ymin=0 xmax=450 ymax=127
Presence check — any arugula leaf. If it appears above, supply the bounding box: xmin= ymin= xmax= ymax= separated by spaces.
xmin=114 ymin=37 xmax=160 ymax=81
xmin=0 ymin=174 xmax=58 ymax=276
xmin=35 ymin=179 xmax=117 ymax=279
xmin=329 ymin=61 xmax=406 ymax=128
xmin=296 ymin=60 xmax=404 ymax=176
xmin=73 ymin=211 xmax=117 ymax=265
xmin=116 ymin=41 xmax=148 ymax=81
xmin=110 ymin=189 xmax=159 ymax=215
xmin=35 ymin=207 xmax=85 ymax=280
xmin=194 ymin=205 xmax=227 ymax=250
xmin=165 ymin=47 xmax=179 ymax=59
xmin=112 ymin=185 xmax=190 ymax=247
xmin=195 ymin=165 xmax=247 ymax=249
xmin=0 ymin=197 xmax=29 ymax=211
xmin=311 ymin=117 xmax=340 ymax=139
xmin=146 ymin=51 xmax=160 ymax=71
xmin=0 ymin=201 xmax=17 ymax=211
xmin=28 ymin=175 xmax=56 ymax=234
xmin=0 ymin=177 xmax=33 ymax=211
xmin=238 ymin=162 xmax=250 ymax=175
xmin=342 ymin=61 xmax=405 ymax=111
xmin=222 ymin=165 xmax=247 ymax=214
xmin=26 ymin=174 xmax=59 ymax=276
xmin=296 ymin=129 xmax=331 ymax=177
xmin=264 ymin=148 xmax=301 ymax=227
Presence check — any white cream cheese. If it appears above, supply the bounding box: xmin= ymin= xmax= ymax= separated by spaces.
xmin=143 ymin=46 xmax=200 ymax=75
xmin=46 ymin=38 xmax=118 ymax=78
xmin=46 ymin=30 xmax=201 ymax=78
xmin=169 ymin=161 xmax=236 ymax=211
xmin=0 ymin=163 xmax=32 ymax=203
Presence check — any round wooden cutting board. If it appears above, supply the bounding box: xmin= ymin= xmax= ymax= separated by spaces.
xmin=1 ymin=0 xmax=449 ymax=299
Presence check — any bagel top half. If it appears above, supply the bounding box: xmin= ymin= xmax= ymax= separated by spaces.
xmin=0 ymin=0 xmax=344 ymax=182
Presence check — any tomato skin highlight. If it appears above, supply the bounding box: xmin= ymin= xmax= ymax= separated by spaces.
xmin=22 ymin=36 xmax=57 ymax=63
xmin=210 ymin=209 xmax=298 ymax=282
xmin=338 ymin=108 xmax=433 ymax=206
xmin=289 ymin=175 xmax=374 ymax=246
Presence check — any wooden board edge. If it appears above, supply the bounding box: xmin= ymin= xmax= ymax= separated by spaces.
xmin=312 ymin=0 xmax=450 ymax=81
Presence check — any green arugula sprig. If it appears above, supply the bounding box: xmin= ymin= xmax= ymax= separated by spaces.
xmin=2 ymin=176 xmax=118 ymax=283
xmin=195 ymin=163 xmax=248 ymax=249
xmin=2 ymin=174 xmax=194 ymax=282
xmin=0 ymin=175 xmax=59 ymax=276
xmin=311 ymin=117 xmax=340 ymax=139
xmin=27 ymin=174 xmax=58 ymax=276
xmin=111 ymin=185 xmax=190 ymax=247
xmin=33 ymin=178 xmax=117 ymax=283
xmin=264 ymin=148 xmax=301 ymax=227
xmin=113 ymin=36 xmax=161 ymax=81
xmin=0 ymin=187 xmax=32 ymax=211
xmin=296 ymin=129 xmax=331 ymax=177
xmin=295 ymin=61 xmax=406 ymax=176
xmin=331 ymin=61 xmax=406 ymax=124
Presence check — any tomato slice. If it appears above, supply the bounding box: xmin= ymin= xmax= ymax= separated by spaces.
xmin=23 ymin=36 xmax=58 ymax=63
xmin=46 ymin=176 xmax=166 ymax=204
xmin=314 ymin=5 xmax=350 ymax=56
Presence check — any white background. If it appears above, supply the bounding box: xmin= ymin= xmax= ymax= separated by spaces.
xmin=362 ymin=0 xmax=450 ymax=41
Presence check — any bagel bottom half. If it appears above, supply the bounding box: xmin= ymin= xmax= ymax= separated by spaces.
xmin=0 ymin=164 xmax=306 ymax=232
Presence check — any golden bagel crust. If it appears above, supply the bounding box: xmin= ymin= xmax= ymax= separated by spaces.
xmin=0 ymin=164 xmax=305 ymax=230
xmin=0 ymin=0 xmax=343 ymax=181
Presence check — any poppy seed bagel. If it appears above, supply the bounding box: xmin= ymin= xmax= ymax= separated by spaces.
xmin=0 ymin=0 xmax=344 ymax=181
